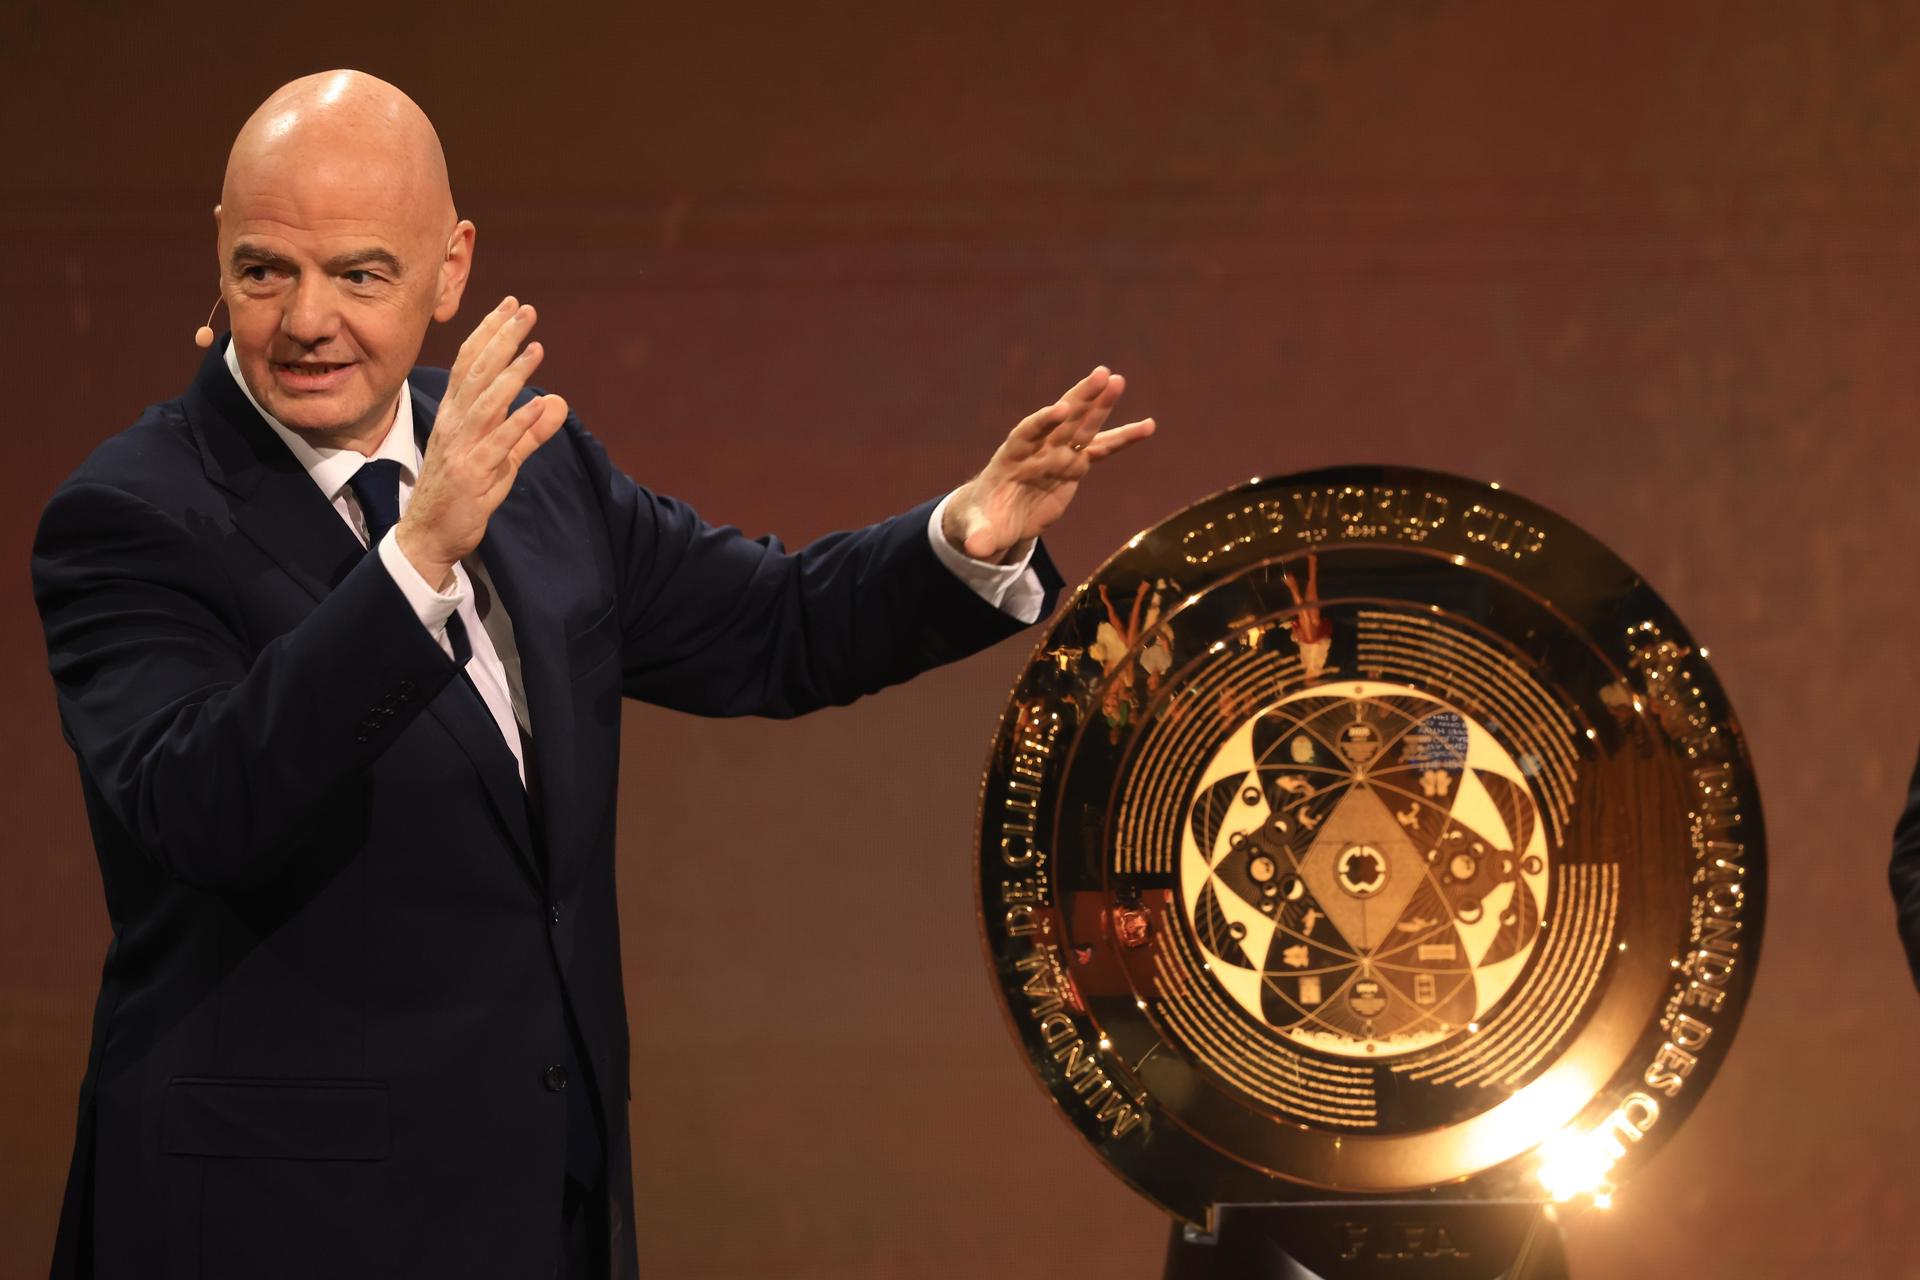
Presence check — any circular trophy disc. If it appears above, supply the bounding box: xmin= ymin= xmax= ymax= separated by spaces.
xmin=977 ymin=467 xmax=1764 ymax=1225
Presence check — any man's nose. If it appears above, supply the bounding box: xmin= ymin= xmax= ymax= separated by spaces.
xmin=280 ymin=273 xmax=340 ymax=347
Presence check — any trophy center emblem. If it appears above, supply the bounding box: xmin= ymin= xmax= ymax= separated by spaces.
xmin=1177 ymin=681 xmax=1552 ymax=1059
xmin=1336 ymin=844 xmax=1387 ymax=898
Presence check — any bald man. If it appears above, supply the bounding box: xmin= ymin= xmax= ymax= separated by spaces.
xmin=31 ymin=71 xmax=1153 ymax=1280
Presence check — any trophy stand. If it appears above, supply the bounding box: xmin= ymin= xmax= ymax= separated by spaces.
xmin=1162 ymin=1202 xmax=1569 ymax=1280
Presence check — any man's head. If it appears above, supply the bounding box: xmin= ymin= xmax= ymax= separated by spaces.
xmin=216 ymin=70 xmax=474 ymax=451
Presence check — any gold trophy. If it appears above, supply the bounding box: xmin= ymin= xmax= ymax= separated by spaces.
xmin=978 ymin=469 xmax=1762 ymax=1279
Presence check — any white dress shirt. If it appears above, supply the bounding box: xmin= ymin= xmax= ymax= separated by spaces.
xmin=223 ymin=349 xmax=1043 ymax=785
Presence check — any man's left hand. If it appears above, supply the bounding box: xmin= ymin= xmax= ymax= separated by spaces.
xmin=942 ymin=366 xmax=1157 ymax=563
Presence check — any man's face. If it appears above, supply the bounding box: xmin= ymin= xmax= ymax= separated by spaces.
xmin=217 ymin=156 xmax=460 ymax=448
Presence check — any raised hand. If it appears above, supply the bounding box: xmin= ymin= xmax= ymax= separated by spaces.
xmin=395 ymin=297 xmax=569 ymax=589
xmin=941 ymin=366 xmax=1156 ymax=563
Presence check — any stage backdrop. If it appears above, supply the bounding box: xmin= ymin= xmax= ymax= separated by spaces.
xmin=3 ymin=2 xmax=1917 ymax=1276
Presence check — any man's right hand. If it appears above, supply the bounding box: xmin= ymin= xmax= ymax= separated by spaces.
xmin=395 ymin=296 xmax=570 ymax=591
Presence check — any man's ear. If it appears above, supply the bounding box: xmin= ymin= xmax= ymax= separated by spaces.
xmin=433 ymin=219 xmax=476 ymax=323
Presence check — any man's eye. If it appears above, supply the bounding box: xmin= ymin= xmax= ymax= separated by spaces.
xmin=241 ymin=266 xmax=277 ymax=283
xmin=344 ymin=270 xmax=380 ymax=286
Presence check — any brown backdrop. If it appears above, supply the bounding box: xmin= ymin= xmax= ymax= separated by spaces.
xmin=3 ymin=2 xmax=1918 ymax=1276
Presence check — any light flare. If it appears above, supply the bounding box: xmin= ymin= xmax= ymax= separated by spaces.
xmin=1535 ymin=1127 xmax=1621 ymax=1205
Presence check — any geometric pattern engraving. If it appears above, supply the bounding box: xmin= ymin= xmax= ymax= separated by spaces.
xmin=1149 ymin=927 xmax=1377 ymax=1128
xmin=1394 ymin=863 xmax=1620 ymax=1088
xmin=1178 ymin=682 xmax=1551 ymax=1060
xmin=1357 ymin=611 xmax=1581 ymax=846
xmin=1115 ymin=650 xmax=1301 ymax=874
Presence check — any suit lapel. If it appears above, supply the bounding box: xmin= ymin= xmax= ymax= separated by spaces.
xmin=422 ymin=668 xmax=538 ymax=880
xmin=477 ymin=506 xmax=575 ymax=877
xmin=186 ymin=344 xmax=541 ymax=884
xmin=186 ymin=344 xmax=368 ymax=601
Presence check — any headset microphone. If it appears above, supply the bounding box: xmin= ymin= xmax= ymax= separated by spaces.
xmin=194 ymin=295 xmax=224 ymax=349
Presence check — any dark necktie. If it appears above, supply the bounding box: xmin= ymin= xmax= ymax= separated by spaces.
xmin=346 ymin=459 xmax=471 ymax=665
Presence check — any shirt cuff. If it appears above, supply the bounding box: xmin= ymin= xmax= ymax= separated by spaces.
xmin=376 ymin=529 xmax=464 ymax=658
xmin=927 ymin=491 xmax=1044 ymax=625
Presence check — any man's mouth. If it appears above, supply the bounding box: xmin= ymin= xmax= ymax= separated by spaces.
xmin=272 ymin=361 xmax=355 ymax=391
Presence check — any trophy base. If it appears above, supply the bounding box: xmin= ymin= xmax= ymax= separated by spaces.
xmin=1162 ymin=1202 xmax=1569 ymax=1280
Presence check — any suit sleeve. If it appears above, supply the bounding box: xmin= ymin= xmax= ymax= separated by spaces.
xmin=568 ymin=424 xmax=1065 ymax=718
xmin=32 ymin=481 xmax=464 ymax=890
xmin=1890 ymin=744 xmax=1920 ymax=990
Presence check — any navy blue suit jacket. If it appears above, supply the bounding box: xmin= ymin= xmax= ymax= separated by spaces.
xmin=31 ymin=342 xmax=1062 ymax=1278
xmin=1890 ymin=752 xmax=1920 ymax=989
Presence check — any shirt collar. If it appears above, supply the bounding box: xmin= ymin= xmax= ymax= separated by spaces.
xmin=223 ymin=340 xmax=419 ymax=501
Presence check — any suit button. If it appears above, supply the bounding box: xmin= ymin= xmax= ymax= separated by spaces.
xmin=549 ymin=904 xmax=562 ymax=926
xmin=543 ymin=1064 xmax=568 ymax=1092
